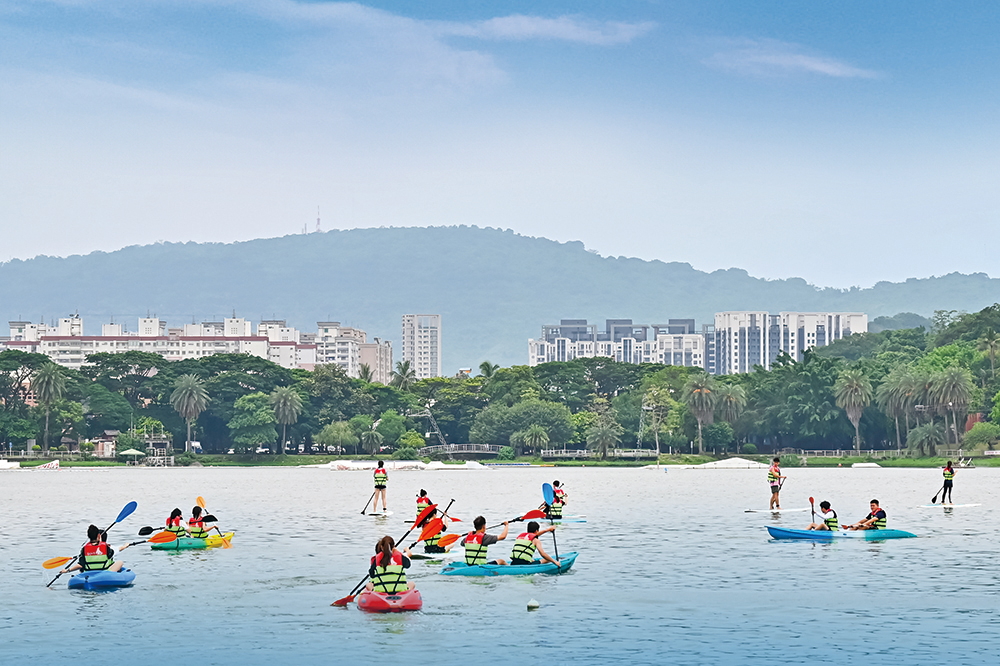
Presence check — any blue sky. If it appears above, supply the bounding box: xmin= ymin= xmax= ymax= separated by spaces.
xmin=2 ymin=1 xmax=998 ymax=287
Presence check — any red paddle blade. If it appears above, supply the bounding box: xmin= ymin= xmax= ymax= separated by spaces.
xmin=148 ymin=531 xmax=177 ymax=544
xmin=418 ymin=518 xmax=444 ymax=542
xmin=437 ymin=533 xmax=461 ymax=548
xmin=331 ymin=594 xmax=355 ymax=607
xmin=447 ymin=516 xmax=462 ymax=522
xmin=521 ymin=509 xmax=546 ymax=520
xmin=809 ymin=497 xmax=814 ymax=504
xmin=414 ymin=503 xmax=438 ymax=527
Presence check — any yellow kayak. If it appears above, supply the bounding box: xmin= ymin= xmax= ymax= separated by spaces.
xmin=206 ymin=532 xmax=235 ymax=548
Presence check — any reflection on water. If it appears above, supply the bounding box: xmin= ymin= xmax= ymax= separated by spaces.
xmin=2 ymin=465 xmax=999 ymax=665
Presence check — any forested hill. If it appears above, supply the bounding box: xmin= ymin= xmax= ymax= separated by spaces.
xmin=2 ymin=226 xmax=999 ymax=369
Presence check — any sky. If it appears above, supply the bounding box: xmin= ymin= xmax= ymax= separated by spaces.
xmin=2 ymin=1 xmax=999 ymax=288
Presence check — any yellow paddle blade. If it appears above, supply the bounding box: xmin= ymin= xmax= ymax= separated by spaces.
xmin=43 ymin=556 xmax=73 ymax=570
xmin=220 ymin=535 xmax=233 ymax=549
xmin=148 ymin=531 xmax=177 ymax=544
xmin=196 ymin=496 xmax=206 ymax=509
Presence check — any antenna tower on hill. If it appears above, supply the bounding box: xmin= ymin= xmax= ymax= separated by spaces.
xmin=316 ymin=206 xmax=321 ymax=233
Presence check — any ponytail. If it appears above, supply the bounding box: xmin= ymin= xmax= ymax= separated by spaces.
xmin=376 ymin=535 xmax=395 ymax=570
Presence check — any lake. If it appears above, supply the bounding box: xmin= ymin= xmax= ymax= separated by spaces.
xmin=3 ymin=464 xmax=998 ymax=665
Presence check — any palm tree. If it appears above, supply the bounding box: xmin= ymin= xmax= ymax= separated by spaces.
xmin=521 ymin=423 xmax=549 ymax=452
xmin=876 ymin=369 xmax=908 ymax=451
xmin=358 ymin=364 xmax=374 ymax=383
xmin=682 ymin=374 xmax=718 ymax=455
xmin=907 ymin=422 xmax=946 ymax=457
xmin=979 ymin=329 xmax=1000 ymax=378
xmin=269 ymin=386 xmax=303 ymax=455
xmin=716 ymin=384 xmax=747 ymax=424
xmin=930 ymin=366 xmax=973 ymax=445
xmin=170 ymin=374 xmax=209 ymax=453
xmin=586 ymin=419 xmax=623 ymax=460
xmin=361 ymin=428 xmax=384 ymax=455
xmin=316 ymin=421 xmax=357 ymax=455
xmin=390 ymin=360 xmax=416 ymax=391
xmin=835 ymin=368 xmax=872 ymax=451
xmin=479 ymin=361 xmax=499 ymax=379
xmin=33 ymin=363 xmax=65 ymax=452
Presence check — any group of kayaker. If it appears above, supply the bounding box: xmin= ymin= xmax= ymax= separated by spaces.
xmin=806 ymin=499 xmax=886 ymax=531
xmin=164 ymin=505 xmax=211 ymax=539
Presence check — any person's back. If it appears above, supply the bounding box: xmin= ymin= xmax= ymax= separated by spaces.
xmin=367 ymin=535 xmax=413 ymax=593
xmin=461 ymin=516 xmax=508 ymax=566
xmin=188 ymin=506 xmax=209 ymax=538
xmin=81 ymin=537 xmax=114 ymax=571
xmin=165 ymin=508 xmax=186 ymax=537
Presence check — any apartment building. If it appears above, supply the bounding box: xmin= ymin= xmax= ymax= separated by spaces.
xmin=360 ymin=338 xmax=393 ymax=385
xmin=401 ymin=314 xmax=442 ymax=379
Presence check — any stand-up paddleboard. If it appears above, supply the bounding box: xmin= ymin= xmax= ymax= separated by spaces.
xmin=744 ymin=507 xmax=810 ymax=513
xmin=365 ymin=510 xmax=394 ymax=517
xmin=919 ymin=503 xmax=982 ymax=508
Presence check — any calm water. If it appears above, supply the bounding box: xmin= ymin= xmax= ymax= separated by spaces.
xmin=2 ymin=464 xmax=999 ymax=665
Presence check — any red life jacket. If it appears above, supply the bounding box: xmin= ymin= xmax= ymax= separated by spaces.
xmin=553 ymin=489 xmax=566 ymax=505
xmin=82 ymin=541 xmax=112 ymax=570
xmin=189 ymin=515 xmax=208 ymax=538
xmin=372 ymin=551 xmax=403 ymax=568
xmin=167 ymin=516 xmax=183 ymax=527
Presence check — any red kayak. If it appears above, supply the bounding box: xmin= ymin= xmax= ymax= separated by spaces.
xmin=357 ymin=589 xmax=423 ymax=613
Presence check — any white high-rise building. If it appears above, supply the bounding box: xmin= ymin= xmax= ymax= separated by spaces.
xmin=401 ymin=314 xmax=442 ymax=379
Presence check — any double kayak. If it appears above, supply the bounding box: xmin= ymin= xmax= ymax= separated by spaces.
xmin=151 ymin=532 xmax=235 ymax=550
xmin=767 ymin=526 xmax=917 ymax=540
xmin=357 ymin=589 xmax=423 ymax=613
xmin=440 ymin=551 xmax=578 ymax=576
xmin=68 ymin=568 xmax=136 ymax=590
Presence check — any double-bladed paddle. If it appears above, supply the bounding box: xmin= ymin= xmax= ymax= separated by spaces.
xmin=123 ymin=531 xmax=178 ymax=548
xmin=46 ymin=500 xmax=138 ymax=587
xmin=197 ymin=496 xmax=231 ymax=548
xmin=485 ymin=509 xmax=546 ymax=531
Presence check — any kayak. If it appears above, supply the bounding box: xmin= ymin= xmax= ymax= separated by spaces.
xmin=767 ymin=526 xmax=917 ymax=540
xmin=919 ymin=503 xmax=981 ymax=508
xmin=357 ymin=588 xmax=423 ymax=613
xmin=151 ymin=532 xmax=235 ymax=550
xmin=440 ymin=551 xmax=578 ymax=576
xmin=745 ymin=508 xmax=810 ymax=513
xmin=544 ymin=515 xmax=587 ymax=524
xmin=68 ymin=568 xmax=136 ymax=590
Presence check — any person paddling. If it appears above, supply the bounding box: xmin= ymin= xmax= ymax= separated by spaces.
xmin=373 ymin=461 xmax=388 ymax=514
xmin=461 ymin=516 xmax=509 ymax=566
xmin=188 ymin=506 xmax=209 ymax=539
xmin=768 ymin=457 xmax=786 ymax=510
xmin=60 ymin=524 xmax=128 ymax=575
xmin=165 ymin=508 xmax=188 ymax=537
xmin=546 ymin=481 xmax=567 ymax=519
xmin=416 ymin=489 xmax=432 ymax=520
xmin=942 ymin=461 xmax=956 ymax=504
xmin=505 ymin=521 xmax=559 ymax=566
xmin=806 ymin=501 xmax=839 ymax=531
xmin=417 ymin=506 xmax=449 ymax=553
xmin=844 ymin=499 xmax=887 ymax=531
xmin=365 ymin=535 xmax=414 ymax=593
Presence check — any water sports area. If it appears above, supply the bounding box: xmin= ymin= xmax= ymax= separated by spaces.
xmin=6 ymin=464 xmax=999 ymax=665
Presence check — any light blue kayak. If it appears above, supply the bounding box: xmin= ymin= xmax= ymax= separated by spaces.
xmin=68 ymin=568 xmax=136 ymax=590
xmin=767 ymin=526 xmax=916 ymax=541
xmin=440 ymin=551 xmax=578 ymax=576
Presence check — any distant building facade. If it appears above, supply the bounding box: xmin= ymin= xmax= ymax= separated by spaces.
xmin=528 ymin=319 xmax=710 ymax=369
xmin=401 ymin=314 xmax=442 ymax=379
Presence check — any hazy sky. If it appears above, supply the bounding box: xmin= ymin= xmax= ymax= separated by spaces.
xmin=2 ymin=1 xmax=998 ymax=287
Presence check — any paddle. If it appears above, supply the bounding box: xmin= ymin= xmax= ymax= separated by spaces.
xmin=409 ymin=499 xmax=455 ymax=548
xmin=46 ymin=500 xmax=138 ymax=587
xmin=436 ymin=533 xmax=461 ymax=549
xmin=542 ymin=483 xmax=560 ymax=561
xmin=931 ymin=484 xmax=946 ymax=504
xmin=809 ymin=497 xmax=816 ymax=524
xmin=331 ymin=503 xmax=438 ymax=607
xmin=486 ymin=509 xmax=546 ymax=531
xmin=123 ymin=531 xmax=178 ymax=548
xmin=43 ymin=556 xmax=75 ymax=570
xmin=197 ymin=497 xmax=231 ymax=548
xmin=360 ymin=489 xmax=377 ymax=515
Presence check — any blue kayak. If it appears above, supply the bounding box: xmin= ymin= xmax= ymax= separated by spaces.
xmin=440 ymin=552 xmax=578 ymax=576
xmin=68 ymin=568 xmax=136 ymax=590
xmin=767 ymin=526 xmax=916 ymax=541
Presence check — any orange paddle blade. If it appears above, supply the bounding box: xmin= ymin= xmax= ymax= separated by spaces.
xmin=148 ymin=531 xmax=177 ymax=544
xmin=196 ymin=496 xmax=206 ymax=509
xmin=43 ymin=556 xmax=73 ymax=570
xmin=521 ymin=509 xmax=546 ymax=520
xmin=447 ymin=516 xmax=462 ymax=522
xmin=418 ymin=518 xmax=444 ymax=542
xmin=414 ymin=503 xmax=438 ymax=527
xmin=331 ymin=594 xmax=355 ymax=607
xmin=436 ymin=533 xmax=461 ymax=548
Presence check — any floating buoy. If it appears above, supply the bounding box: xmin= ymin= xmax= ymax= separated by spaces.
xmin=527 ymin=599 xmax=540 ymax=611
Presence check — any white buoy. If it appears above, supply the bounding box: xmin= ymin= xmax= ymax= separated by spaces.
xmin=527 ymin=599 xmax=540 ymax=611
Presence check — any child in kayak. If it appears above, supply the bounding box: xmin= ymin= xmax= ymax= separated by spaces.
xmin=373 ymin=461 xmax=388 ymax=513
xmin=461 ymin=516 xmax=509 ymax=566
xmin=188 ymin=506 xmax=209 ymax=538
xmin=505 ymin=521 xmax=560 ymax=567
xmin=844 ymin=499 xmax=886 ymax=531
xmin=60 ymin=524 xmax=128 ymax=574
xmin=165 ymin=508 xmax=188 ymax=537
xmin=806 ymin=501 xmax=839 ymax=531
xmin=365 ymin=535 xmax=414 ymax=593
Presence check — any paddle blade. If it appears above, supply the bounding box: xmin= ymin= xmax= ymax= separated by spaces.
xmin=331 ymin=594 xmax=355 ymax=607
xmin=521 ymin=509 xmax=547 ymax=520
xmin=197 ymin=496 xmax=206 ymax=509
xmin=203 ymin=514 xmax=218 ymax=523
xmin=447 ymin=516 xmax=462 ymax=522
xmin=43 ymin=556 xmax=73 ymax=570
xmin=138 ymin=526 xmax=155 ymax=536
xmin=542 ymin=483 xmax=555 ymax=505
xmin=418 ymin=518 xmax=445 ymax=542
xmin=437 ymin=533 xmax=461 ymax=548
xmin=414 ymin=503 xmax=438 ymax=527
xmin=809 ymin=497 xmax=814 ymax=504
xmin=116 ymin=501 xmax=138 ymax=523
xmin=148 ymin=531 xmax=177 ymax=544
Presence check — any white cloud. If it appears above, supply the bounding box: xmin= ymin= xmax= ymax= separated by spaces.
xmin=706 ymin=39 xmax=878 ymax=79
xmin=434 ymin=15 xmax=655 ymax=46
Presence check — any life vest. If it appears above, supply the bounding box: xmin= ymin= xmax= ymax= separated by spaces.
xmin=165 ymin=515 xmax=186 ymax=536
xmin=768 ymin=465 xmax=780 ymax=485
xmin=189 ymin=515 xmax=208 ymax=539
xmin=549 ymin=489 xmax=565 ymax=517
xmin=82 ymin=541 xmax=113 ymax=571
xmin=510 ymin=532 xmax=538 ymax=562
xmin=823 ymin=510 xmax=839 ymax=530
xmin=464 ymin=532 xmax=488 ymax=566
xmin=416 ymin=497 xmax=431 ymax=520
xmin=867 ymin=509 xmax=887 ymax=530
xmin=374 ymin=468 xmax=387 ymax=486
xmin=424 ymin=528 xmax=442 ymax=548
xmin=370 ymin=551 xmax=408 ymax=593
xmin=943 ymin=467 xmax=955 ymax=481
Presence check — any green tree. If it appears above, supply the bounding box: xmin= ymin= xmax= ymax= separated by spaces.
xmin=358 ymin=364 xmax=374 ymax=383
xmin=479 ymin=361 xmax=499 ymax=378
xmin=170 ymin=374 xmax=210 ymax=453
xmin=702 ymin=421 xmax=735 ymax=451
xmin=964 ymin=421 xmax=1000 ymax=450
xmin=227 ymin=393 xmax=278 ymax=454
xmin=715 ymin=384 xmax=747 ymax=425
xmin=391 ymin=361 xmax=416 ymax=391
xmin=519 ymin=423 xmax=550 ymax=451
xmin=33 ymin=363 xmax=65 ymax=452
xmin=978 ymin=329 xmax=1000 ymax=377
xmin=397 ymin=430 xmax=426 ymax=450
xmin=586 ymin=418 xmax=623 ymax=460
xmin=360 ymin=427 xmax=384 ymax=454
xmin=929 ymin=366 xmax=974 ymax=445
xmin=375 ymin=409 xmax=406 ymax=446
xmin=316 ymin=421 xmax=358 ymax=454
xmin=269 ymin=386 xmax=303 ymax=454
xmin=907 ymin=422 xmax=946 ymax=457
xmin=834 ymin=368 xmax=873 ymax=451
xmin=80 ymin=382 xmax=133 ymax=437
xmin=876 ymin=367 xmax=909 ymax=451
xmin=682 ymin=374 xmax=717 ymax=455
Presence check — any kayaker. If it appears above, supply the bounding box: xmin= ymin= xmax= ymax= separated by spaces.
xmin=942 ymin=461 xmax=956 ymax=504
xmin=506 ymin=521 xmax=559 ymax=567
xmin=60 ymin=524 xmax=127 ymax=574
xmin=844 ymin=499 xmax=887 ymax=531
xmin=373 ymin=460 xmax=388 ymax=514
xmin=188 ymin=506 xmax=209 ymax=539
xmin=768 ymin=457 xmax=786 ymax=510
xmin=806 ymin=501 xmax=839 ymax=531
xmin=460 ymin=516 xmax=509 ymax=566
xmin=416 ymin=489 xmax=432 ymax=520
xmin=547 ymin=481 xmax=567 ymax=519
xmin=365 ymin=535 xmax=414 ymax=593
xmin=165 ymin=508 xmax=187 ymax=537
xmin=417 ymin=507 xmax=448 ymax=554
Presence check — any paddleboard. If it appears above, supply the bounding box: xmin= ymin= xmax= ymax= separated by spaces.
xmin=919 ymin=503 xmax=982 ymax=508
xmin=744 ymin=508 xmax=810 ymax=513
xmin=365 ymin=511 xmax=394 ymax=517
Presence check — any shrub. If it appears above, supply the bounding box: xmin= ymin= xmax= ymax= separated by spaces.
xmin=497 ymin=446 xmax=515 ymax=461
xmin=742 ymin=443 xmax=758 ymax=454
xmin=31 ymin=444 xmax=41 ymax=451
xmin=393 ymin=447 xmax=418 ymax=460
xmin=964 ymin=422 xmax=1000 ymax=450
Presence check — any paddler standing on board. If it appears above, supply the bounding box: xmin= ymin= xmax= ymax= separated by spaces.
xmin=844 ymin=499 xmax=887 ymax=531
xmin=768 ymin=457 xmax=786 ymax=510
xmin=373 ymin=460 xmax=388 ymax=514
xmin=942 ymin=461 xmax=956 ymax=504
xmin=461 ymin=516 xmax=509 ymax=565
